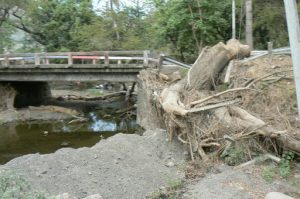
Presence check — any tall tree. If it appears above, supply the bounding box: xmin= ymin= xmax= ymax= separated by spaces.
xmin=245 ymin=0 xmax=253 ymax=49
xmin=74 ymin=1 xmax=149 ymax=51
xmin=149 ymin=0 xmax=231 ymax=62
xmin=6 ymin=0 xmax=95 ymax=51
xmin=253 ymin=0 xmax=288 ymax=49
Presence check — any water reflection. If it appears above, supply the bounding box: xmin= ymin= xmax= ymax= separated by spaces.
xmin=90 ymin=113 xmax=117 ymax=132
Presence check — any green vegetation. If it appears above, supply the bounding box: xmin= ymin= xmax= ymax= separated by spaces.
xmin=221 ymin=146 xmax=247 ymax=166
xmin=261 ymin=151 xmax=296 ymax=183
xmin=0 ymin=0 xmax=297 ymax=61
xmin=0 ymin=169 xmax=48 ymax=199
xmin=147 ymin=178 xmax=183 ymax=199
xmin=279 ymin=151 xmax=295 ymax=178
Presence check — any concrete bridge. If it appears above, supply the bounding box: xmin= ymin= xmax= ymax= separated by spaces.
xmin=0 ymin=50 xmax=157 ymax=82
xmin=0 ymin=50 xmax=191 ymax=82
xmin=0 ymin=50 xmax=190 ymax=108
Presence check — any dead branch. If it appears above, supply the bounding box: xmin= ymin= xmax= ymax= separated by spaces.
xmin=188 ymin=99 xmax=241 ymax=114
xmin=245 ymin=69 xmax=293 ymax=88
xmin=235 ymin=153 xmax=281 ymax=168
xmin=189 ymin=88 xmax=249 ymax=107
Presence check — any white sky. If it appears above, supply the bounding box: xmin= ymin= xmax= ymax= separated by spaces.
xmin=92 ymin=0 xmax=137 ymax=10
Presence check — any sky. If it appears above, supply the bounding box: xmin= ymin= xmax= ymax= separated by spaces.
xmin=92 ymin=0 xmax=138 ymax=10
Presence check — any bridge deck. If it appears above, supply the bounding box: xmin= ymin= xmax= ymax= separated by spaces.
xmin=0 ymin=51 xmax=155 ymax=82
xmin=0 ymin=50 xmax=190 ymax=82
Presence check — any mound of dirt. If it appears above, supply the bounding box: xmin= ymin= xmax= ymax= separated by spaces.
xmin=2 ymin=129 xmax=185 ymax=199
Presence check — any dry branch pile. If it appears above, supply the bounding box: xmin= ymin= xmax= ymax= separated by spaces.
xmin=138 ymin=39 xmax=300 ymax=162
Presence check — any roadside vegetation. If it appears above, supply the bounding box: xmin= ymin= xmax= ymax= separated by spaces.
xmin=0 ymin=0 xmax=294 ymax=62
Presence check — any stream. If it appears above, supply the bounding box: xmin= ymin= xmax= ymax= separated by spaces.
xmin=0 ymin=95 xmax=138 ymax=164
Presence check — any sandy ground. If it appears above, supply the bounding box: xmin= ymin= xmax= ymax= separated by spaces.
xmin=2 ymin=129 xmax=186 ymax=199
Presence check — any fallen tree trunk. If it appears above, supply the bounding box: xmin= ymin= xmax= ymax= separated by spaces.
xmin=186 ymin=40 xmax=250 ymax=91
xmin=160 ymin=40 xmax=250 ymax=117
xmin=140 ymin=39 xmax=300 ymax=161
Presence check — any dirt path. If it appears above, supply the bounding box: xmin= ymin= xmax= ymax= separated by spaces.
xmin=182 ymin=165 xmax=299 ymax=199
xmin=2 ymin=129 xmax=186 ymax=199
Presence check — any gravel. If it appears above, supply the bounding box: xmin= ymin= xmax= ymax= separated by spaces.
xmin=2 ymin=129 xmax=185 ymax=199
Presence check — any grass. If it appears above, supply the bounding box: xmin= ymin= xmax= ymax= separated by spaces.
xmin=262 ymin=165 xmax=276 ymax=183
xmin=147 ymin=178 xmax=184 ymax=199
xmin=0 ymin=170 xmax=49 ymax=199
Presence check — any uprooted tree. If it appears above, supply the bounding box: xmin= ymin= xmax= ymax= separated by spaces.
xmin=138 ymin=39 xmax=300 ymax=162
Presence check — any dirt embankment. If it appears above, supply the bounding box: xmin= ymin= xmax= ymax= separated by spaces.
xmin=2 ymin=129 xmax=186 ymax=199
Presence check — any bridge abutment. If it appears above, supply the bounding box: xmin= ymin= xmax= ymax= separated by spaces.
xmin=11 ymin=82 xmax=51 ymax=108
xmin=4 ymin=82 xmax=52 ymax=108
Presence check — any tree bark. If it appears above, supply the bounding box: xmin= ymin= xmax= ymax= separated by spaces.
xmin=159 ymin=39 xmax=250 ymax=117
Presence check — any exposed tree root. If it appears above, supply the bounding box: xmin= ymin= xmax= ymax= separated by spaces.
xmin=139 ymin=39 xmax=300 ymax=162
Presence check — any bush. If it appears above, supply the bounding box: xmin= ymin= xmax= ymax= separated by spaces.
xmin=0 ymin=170 xmax=48 ymax=199
xmin=221 ymin=146 xmax=247 ymax=166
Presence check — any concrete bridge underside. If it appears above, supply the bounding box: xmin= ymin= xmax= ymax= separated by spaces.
xmin=0 ymin=64 xmax=143 ymax=82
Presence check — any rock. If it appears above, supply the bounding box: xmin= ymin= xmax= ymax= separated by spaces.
xmin=83 ymin=194 xmax=103 ymax=199
xmin=159 ymin=73 xmax=170 ymax=81
xmin=166 ymin=161 xmax=175 ymax=167
xmin=41 ymin=170 xmax=47 ymax=174
xmin=61 ymin=141 xmax=70 ymax=147
xmin=170 ymin=71 xmax=182 ymax=81
xmin=265 ymin=192 xmax=294 ymax=199
xmin=294 ymin=174 xmax=300 ymax=179
xmin=55 ymin=193 xmax=77 ymax=199
xmin=103 ymin=114 xmax=111 ymax=119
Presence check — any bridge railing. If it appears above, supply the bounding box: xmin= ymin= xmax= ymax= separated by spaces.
xmin=157 ymin=54 xmax=191 ymax=69
xmin=0 ymin=50 xmax=157 ymax=68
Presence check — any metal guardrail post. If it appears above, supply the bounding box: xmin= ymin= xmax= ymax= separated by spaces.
xmin=268 ymin=41 xmax=273 ymax=65
xmin=158 ymin=54 xmax=165 ymax=70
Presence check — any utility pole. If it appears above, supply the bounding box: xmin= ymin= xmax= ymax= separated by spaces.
xmin=232 ymin=0 xmax=236 ymax=39
xmin=245 ymin=0 xmax=253 ymax=50
xmin=284 ymin=0 xmax=300 ymax=117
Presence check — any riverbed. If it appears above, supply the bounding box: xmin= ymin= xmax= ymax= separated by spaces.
xmin=0 ymin=88 xmax=139 ymax=164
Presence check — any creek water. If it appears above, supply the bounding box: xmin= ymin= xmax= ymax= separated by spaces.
xmin=0 ymin=98 xmax=138 ymax=164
